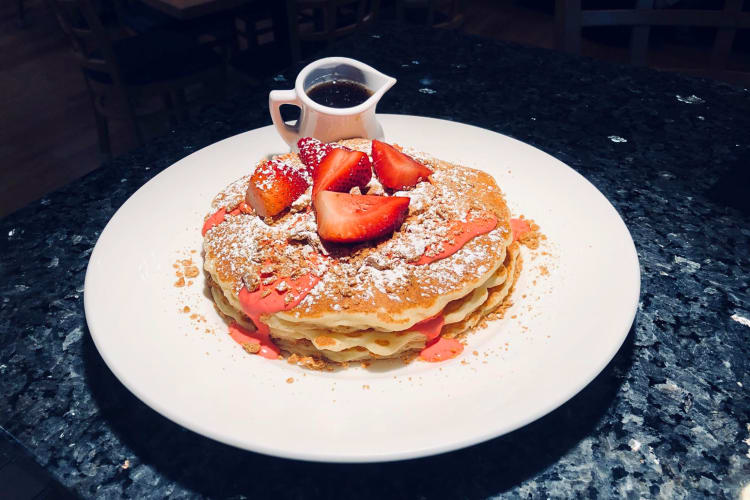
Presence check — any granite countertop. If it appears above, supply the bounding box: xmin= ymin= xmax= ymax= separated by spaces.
xmin=1 ymin=22 xmax=749 ymax=499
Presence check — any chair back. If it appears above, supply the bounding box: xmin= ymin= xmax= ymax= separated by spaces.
xmin=555 ymin=0 xmax=750 ymax=77
xmin=46 ymin=0 xmax=124 ymax=86
xmin=286 ymin=0 xmax=381 ymax=62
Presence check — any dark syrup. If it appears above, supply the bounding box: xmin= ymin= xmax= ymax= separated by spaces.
xmin=306 ymin=80 xmax=373 ymax=108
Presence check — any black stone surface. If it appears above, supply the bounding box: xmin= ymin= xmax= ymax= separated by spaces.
xmin=1 ymin=23 xmax=749 ymax=499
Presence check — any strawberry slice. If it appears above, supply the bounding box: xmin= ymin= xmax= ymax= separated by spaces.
xmin=297 ymin=137 xmax=338 ymax=175
xmin=371 ymin=139 xmax=432 ymax=190
xmin=245 ymin=160 xmax=308 ymax=217
xmin=314 ymin=191 xmax=410 ymax=243
xmin=312 ymin=148 xmax=372 ymax=196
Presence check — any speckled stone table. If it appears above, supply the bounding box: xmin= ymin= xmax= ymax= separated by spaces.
xmin=1 ymin=22 xmax=749 ymax=499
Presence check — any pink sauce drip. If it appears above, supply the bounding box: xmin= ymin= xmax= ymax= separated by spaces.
xmin=420 ymin=337 xmax=464 ymax=362
xmin=411 ymin=313 xmax=445 ymax=342
xmin=228 ymin=322 xmax=280 ymax=360
xmin=202 ymin=209 xmax=226 ymax=236
xmin=415 ymin=215 xmax=497 ymax=265
xmin=201 ymin=206 xmax=242 ymax=236
xmin=412 ymin=313 xmax=463 ymax=362
xmin=238 ymin=273 xmax=320 ymax=336
xmin=510 ymin=217 xmax=531 ymax=243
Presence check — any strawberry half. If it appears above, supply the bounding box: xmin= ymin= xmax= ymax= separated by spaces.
xmin=297 ymin=137 xmax=337 ymax=175
xmin=314 ymin=191 xmax=410 ymax=243
xmin=371 ymin=139 xmax=432 ymax=190
xmin=245 ymin=160 xmax=308 ymax=217
xmin=312 ymin=148 xmax=372 ymax=196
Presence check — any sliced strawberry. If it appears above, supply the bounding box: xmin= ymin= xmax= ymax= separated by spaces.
xmin=314 ymin=191 xmax=410 ymax=243
xmin=245 ymin=160 xmax=308 ymax=217
xmin=312 ymin=148 xmax=372 ymax=196
xmin=371 ymin=139 xmax=432 ymax=190
xmin=297 ymin=137 xmax=337 ymax=175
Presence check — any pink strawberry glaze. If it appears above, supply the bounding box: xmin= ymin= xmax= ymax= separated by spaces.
xmin=238 ymin=273 xmax=320 ymax=336
xmin=415 ymin=215 xmax=497 ymax=265
xmin=419 ymin=337 xmax=464 ymax=362
xmin=411 ymin=313 xmax=463 ymax=362
xmin=201 ymin=206 xmax=242 ymax=236
xmin=411 ymin=313 xmax=445 ymax=342
xmin=228 ymin=322 xmax=280 ymax=360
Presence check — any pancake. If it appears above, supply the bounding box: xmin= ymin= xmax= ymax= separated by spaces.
xmin=202 ymin=139 xmax=522 ymax=364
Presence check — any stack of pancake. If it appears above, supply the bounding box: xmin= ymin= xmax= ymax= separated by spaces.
xmin=202 ymin=139 xmax=521 ymax=363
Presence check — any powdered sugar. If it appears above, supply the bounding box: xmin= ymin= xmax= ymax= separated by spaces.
xmin=401 ymin=147 xmax=440 ymax=168
xmin=204 ymin=141 xmax=510 ymax=319
xmin=205 ymin=205 xmax=323 ymax=294
xmin=253 ymin=158 xmax=308 ymax=190
xmin=211 ymin=175 xmax=251 ymax=211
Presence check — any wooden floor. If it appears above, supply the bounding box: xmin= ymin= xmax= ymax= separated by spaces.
xmin=0 ymin=0 xmax=747 ymax=218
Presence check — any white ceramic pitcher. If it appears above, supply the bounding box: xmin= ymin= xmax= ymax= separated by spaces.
xmin=269 ymin=57 xmax=396 ymax=150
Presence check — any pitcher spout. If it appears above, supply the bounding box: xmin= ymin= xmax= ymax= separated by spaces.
xmin=345 ymin=60 xmax=396 ymax=107
xmin=367 ymin=71 xmax=397 ymax=105
xmin=358 ymin=63 xmax=396 ymax=90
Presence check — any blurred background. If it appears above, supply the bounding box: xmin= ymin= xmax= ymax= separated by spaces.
xmin=1 ymin=0 xmax=749 ymax=218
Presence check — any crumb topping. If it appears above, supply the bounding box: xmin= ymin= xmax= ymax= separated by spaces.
xmin=242 ymin=342 xmax=260 ymax=354
xmin=516 ymin=217 xmax=544 ymax=249
xmin=203 ymin=143 xmax=512 ymax=322
xmin=211 ymin=175 xmax=252 ymax=211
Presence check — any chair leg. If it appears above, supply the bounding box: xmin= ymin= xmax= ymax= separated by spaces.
xmin=162 ymin=92 xmax=178 ymax=127
xmin=285 ymin=0 xmax=301 ymax=64
xmin=270 ymin=1 xmax=292 ymax=66
xmin=93 ymin=110 xmax=112 ymax=160
xmin=174 ymin=89 xmax=189 ymax=123
xmin=82 ymin=76 xmax=111 ymax=159
xmin=125 ymin=105 xmax=144 ymax=147
xmin=426 ymin=0 xmax=435 ymax=27
xmin=18 ymin=0 xmax=28 ymax=28
xmin=214 ymin=67 xmax=228 ymax=99
xmin=115 ymin=88 xmax=144 ymax=146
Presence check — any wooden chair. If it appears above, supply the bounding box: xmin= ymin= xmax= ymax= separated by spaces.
xmin=111 ymin=0 xmax=176 ymax=33
xmin=231 ymin=2 xmax=293 ymax=78
xmin=285 ymin=0 xmax=381 ymax=63
xmin=555 ymin=0 xmax=750 ymax=83
xmin=46 ymin=0 xmax=225 ymax=158
xmin=396 ymin=0 xmax=465 ymax=30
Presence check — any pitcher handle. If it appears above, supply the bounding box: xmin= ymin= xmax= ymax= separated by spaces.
xmin=269 ymin=89 xmax=301 ymax=148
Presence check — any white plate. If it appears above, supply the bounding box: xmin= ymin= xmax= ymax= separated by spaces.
xmin=85 ymin=115 xmax=639 ymax=462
